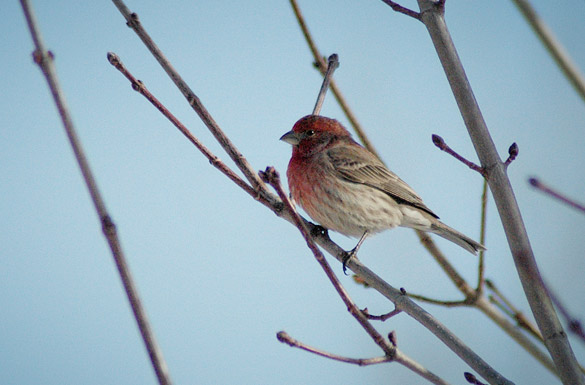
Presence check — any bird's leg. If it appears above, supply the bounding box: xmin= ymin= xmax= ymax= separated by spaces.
xmin=342 ymin=230 xmax=369 ymax=274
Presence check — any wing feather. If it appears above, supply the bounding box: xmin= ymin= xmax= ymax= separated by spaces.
xmin=327 ymin=144 xmax=439 ymax=218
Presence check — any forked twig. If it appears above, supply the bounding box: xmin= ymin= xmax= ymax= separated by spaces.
xmin=20 ymin=2 xmax=172 ymax=384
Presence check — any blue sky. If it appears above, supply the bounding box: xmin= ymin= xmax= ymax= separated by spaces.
xmin=2 ymin=1 xmax=585 ymax=384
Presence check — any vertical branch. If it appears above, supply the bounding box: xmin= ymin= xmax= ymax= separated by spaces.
xmin=415 ymin=1 xmax=583 ymax=384
xmin=19 ymin=1 xmax=172 ymax=384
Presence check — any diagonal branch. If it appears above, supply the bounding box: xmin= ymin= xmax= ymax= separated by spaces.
xmin=529 ymin=177 xmax=585 ymax=214
xmin=111 ymin=0 xmax=271 ymax=203
xmin=261 ymin=167 xmax=451 ymax=385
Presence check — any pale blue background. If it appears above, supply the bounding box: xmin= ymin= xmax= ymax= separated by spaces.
xmin=2 ymin=1 xmax=584 ymax=384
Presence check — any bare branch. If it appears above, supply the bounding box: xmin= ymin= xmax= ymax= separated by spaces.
xmin=276 ymin=331 xmax=392 ymax=366
xmin=20 ymin=2 xmax=172 ymax=384
xmin=260 ymin=167 xmax=397 ymax=358
xmin=548 ymin=285 xmax=585 ymax=344
xmin=362 ymin=307 xmax=402 ymax=321
xmin=416 ymin=1 xmax=583 ymax=382
xmin=107 ymin=52 xmax=261 ymax=203
xmin=511 ymin=0 xmax=585 ymax=103
xmin=529 ymin=177 xmax=585 ymax=214
xmin=313 ymin=54 xmax=339 ymax=115
xmin=380 ymin=0 xmax=422 ymax=20
xmin=289 ymin=0 xmax=381 ymax=159
xmin=486 ymin=280 xmax=543 ymax=341
xmin=431 ymin=134 xmax=485 ymax=176
xmin=111 ymin=1 xmax=271 ymax=202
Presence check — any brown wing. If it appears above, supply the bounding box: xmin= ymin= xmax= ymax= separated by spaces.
xmin=327 ymin=144 xmax=439 ymax=218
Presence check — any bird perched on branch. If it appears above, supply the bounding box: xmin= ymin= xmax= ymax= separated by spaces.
xmin=281 ymin=115 xmax=485 ymax=270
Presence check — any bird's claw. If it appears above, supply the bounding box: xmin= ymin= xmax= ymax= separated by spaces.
xmin=310 ymin=224 xmax=328 ymax=237
xmin=342 ymin=249 xmax=356 ymax=275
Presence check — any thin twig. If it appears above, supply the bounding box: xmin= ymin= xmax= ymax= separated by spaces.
xmin=362 ymin=307 xmax=402 ymax=321
xmin=380 ymin=0 xmax=422 ymax=20
xmin=511 ymin=0 xmax=585 ymax=103
xmin=289 ymin=0 xmax=381 ymax=159
xmin=486 ymin=280 xmax=543 ymax=341
xmin=432 ymin=134 xmax=485 ymax=176
xmin=111 ymin=0 xmax=271 ymax=203
xmin=529 ymin=177 xmax=585 ymax=214
xmin=476 ymin=179 xmax=489 ymax=295
xmin=276 ymin=331 xmax=392 ymax=366
xmin=106 ymin=52 xmax=261 ymax=203
xmin=313 ymin=54 xmax=339 ymax=115
xmin=547 ymin=284 xmax=585 ymax=343
xmin=20 ymin=2 xmax=172 ymax=384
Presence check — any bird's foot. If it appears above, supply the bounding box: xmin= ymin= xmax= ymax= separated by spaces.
xmin=342 ymin=248 xmax=358 ymax=275
xmin=310 ymin=224 xmax=328 ymax=238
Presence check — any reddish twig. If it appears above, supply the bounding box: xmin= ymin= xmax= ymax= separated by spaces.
xmin=111 ymin=1 xmax=271 ymax=202
xmin=432 ymin=134 xmax=485 ymax=176
xmin=107 ymin=52 xmax=262 ymax=204
xmin=529 ymin=177 xmax=585 ymax=214
xmin=276 ymin=331 xmax=392 ymax=366
xmin=259 ymin=167 xmax=397 ymax=359
xmin=380 ymin=0 xmax=422 ymax=20
xmin=547 ymin=284 xmax=585 ymax=344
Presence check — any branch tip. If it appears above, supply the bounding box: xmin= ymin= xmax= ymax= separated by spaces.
xmin=431 ymin=134 xmax=485 ymax=175
xmin=504 ymin=142 xmax=519 ymax=166
xmin=464 ymin=372 xmax=487 ymax=385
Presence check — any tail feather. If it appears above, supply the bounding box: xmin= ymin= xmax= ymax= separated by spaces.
xmin=430 ymin=221 xmax=486 ymax=255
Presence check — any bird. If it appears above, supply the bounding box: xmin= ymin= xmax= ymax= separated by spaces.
xmin=280 ymin=114 xmax=485 ymax=270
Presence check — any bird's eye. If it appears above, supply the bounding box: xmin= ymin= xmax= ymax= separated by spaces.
xmin=306 ymin=130 xmax=315 ymax=137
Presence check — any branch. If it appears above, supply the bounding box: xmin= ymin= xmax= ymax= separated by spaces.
xmin=511 ymin=0 xmax=585 ymax=103
xmin=431 ymin=134 xmax=485 ymax=176
xmin=289 ymin=0 xmax=381 ymax=159
xmin=529 ymin=177 xmax=585 ymax=214
xmin=415 ymin=1 xmax=583 ymax=382
xmin=111 ymin=1 xmax=271 ymax=203
xmin=110 ymin=3 xmax=513 ymax=383
xmin=106 ymin=52 xmax=260 ymax=203
xmin=20 ymin=2 xmax=172 ymax=384
xmin=380 ymin=0 xmax=422 ymax=20
xmin=277 ymin=331 xmax=392 ymax=366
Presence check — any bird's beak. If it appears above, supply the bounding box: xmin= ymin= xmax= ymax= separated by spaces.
xmin=280 ymin=130 xmax=301 ymax=146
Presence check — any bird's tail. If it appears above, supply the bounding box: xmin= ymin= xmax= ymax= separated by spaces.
xmin=429 ymin=221 xmax=486 ymax=255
